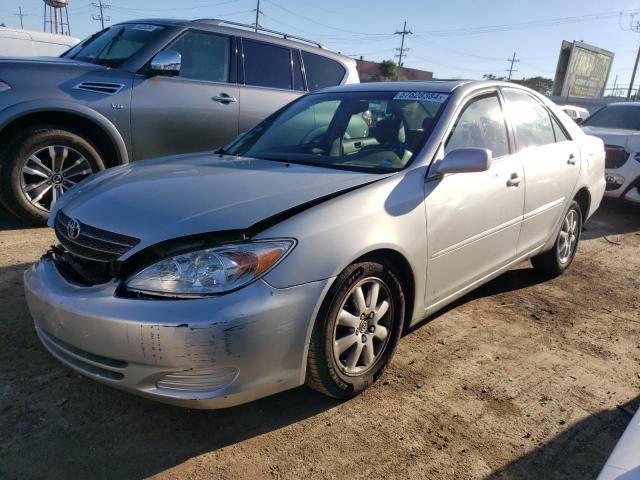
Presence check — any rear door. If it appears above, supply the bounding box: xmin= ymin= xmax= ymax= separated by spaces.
xmin=237 ymin=39 xmax=304 ymax=133
xmin=130 ymin=29 xmax=239 ymax=160
xmin=501 ymin=89 xmax=580 ymax=255
xmin=424 ymin=91 xmax=525 ymax=309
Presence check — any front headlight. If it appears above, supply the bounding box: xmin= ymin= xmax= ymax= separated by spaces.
xmin=125 ymin=239 xmax=295 ymax=297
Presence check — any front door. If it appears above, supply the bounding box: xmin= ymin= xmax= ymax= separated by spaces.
xmin=424 ymin=91 xmax=525 ymax=310
xmin=130 ymin=30 xmax=239 ymax=160
xmin=501 ymin=89 xmax=581 ymax=255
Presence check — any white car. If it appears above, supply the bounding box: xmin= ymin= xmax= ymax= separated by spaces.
xmin=0 ymin=27 xmax=79 ymax=57
xmin=560 ymin=104 xmax=590 ymax=122
xmin=582 ymin=103 xmax=640 ymax=204
xmin=598 ymin=405 xmax=640 ymax=480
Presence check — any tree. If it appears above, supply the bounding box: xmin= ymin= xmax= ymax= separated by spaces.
xmin=483 ymin=73 xmax=505 ymax=81
xmin=512 ymin=76 xmax=554 ymax=96
xmin=378 ymin=60 xmax=397 ymax=81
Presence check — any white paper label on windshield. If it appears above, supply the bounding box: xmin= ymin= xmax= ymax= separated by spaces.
xmin=393 ymin=91 xmax=449 ymax=102
xmin=133 ymin=24 xmax=160 ymax=31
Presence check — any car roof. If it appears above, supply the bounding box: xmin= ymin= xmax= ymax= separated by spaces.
xmin=317 ymin=80 xmax=473 ymax=94
xmin=601 ymin=102 xmax=640 ymax=108
xmin=117 ymin=18 xmax=352 ymax=62
xmin=315 ymin=79 xmax=544 ymax=95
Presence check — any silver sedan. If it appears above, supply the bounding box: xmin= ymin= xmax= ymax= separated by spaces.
xmin=24 ymin=80 xmax=606 ymax=408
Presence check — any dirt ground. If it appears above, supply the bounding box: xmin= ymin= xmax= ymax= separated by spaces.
xmin=0 ymin=199 xmax=639 ymax=480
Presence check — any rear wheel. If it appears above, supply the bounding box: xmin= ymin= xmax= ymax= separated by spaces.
xmin=531 ymin=200 xmax=582 ymax=276
xmin=0 ymin=127 xmax=104 ymax=225
xmin=306 ymin=259 xmax=405 ymax=399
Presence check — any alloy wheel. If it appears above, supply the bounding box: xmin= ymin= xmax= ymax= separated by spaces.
xmin=332 ymin=277 xmax=394 ymax=376
xmin=557 ymin=209 xmax=579 ymax=264
xmin=20 ymin=145 xmax=93 ymax=212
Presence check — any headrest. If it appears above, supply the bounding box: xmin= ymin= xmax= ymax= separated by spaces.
xmin=375 ymin=119 xmax=405 ymax=144
xmin=422 ymin=117 xmax=435 ymax=131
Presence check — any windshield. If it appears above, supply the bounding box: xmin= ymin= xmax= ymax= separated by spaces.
xmin=225 ymin=91 xmax=449 ymax=172
xmin=62 ymin=24 xmax=166 ymax=68
xmin=582 ymin=105 xmax=640 ymax=130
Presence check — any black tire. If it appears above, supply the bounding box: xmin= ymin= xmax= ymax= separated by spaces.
xmin=531 ymin=200 xmax=583 ymax=276
xmin=0 ymin=127 xmax=104 ymax=226
xmin=306 ymin=258 xmax=405 ymax=399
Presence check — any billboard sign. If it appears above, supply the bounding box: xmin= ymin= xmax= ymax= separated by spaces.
xmin=552 ymin=41 xmax=614 ymax=98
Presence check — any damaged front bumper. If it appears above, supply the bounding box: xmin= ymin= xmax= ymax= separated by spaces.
xmin=24 ymin=259 xmax=331 ymax=409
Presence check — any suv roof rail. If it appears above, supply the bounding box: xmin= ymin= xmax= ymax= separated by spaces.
xmin=191 ymin=18 xmax=329 ymax=50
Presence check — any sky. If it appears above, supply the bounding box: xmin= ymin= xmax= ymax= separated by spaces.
xmin=2 ymin=0 xmax=640 ymax=90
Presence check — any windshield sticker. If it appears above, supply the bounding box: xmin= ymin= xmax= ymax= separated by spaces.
xmin=132 ymin=24 xmax=160 ymax=31
xmin=393 ymin=91 xmax=449 ymax=102
xmin=380 ymin=158 xmax=394 ymax=168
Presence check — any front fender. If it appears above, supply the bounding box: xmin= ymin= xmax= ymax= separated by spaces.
xmin=259 ymin=167 xmax=429 ymax=324
xmin=0 ymin=99 xmax=129 ymax=165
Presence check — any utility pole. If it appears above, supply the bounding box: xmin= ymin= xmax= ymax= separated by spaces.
xmin=394 ymin=20 xmax=412 ymax=79
xmin=92 ymin=0 xmax=110 ymax=30
xmin=253 ymin=0 xmax=262 ymax=32
xmin=15 ymin=7 xmax=25 ymax=29
xmin=505 ymin=52 xmax=519 ymax=81
xmin=627 ymin=47 xmax=640 ymax=100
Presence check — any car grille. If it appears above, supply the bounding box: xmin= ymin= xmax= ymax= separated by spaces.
xmin=604 ymin=145 xmax=629 ymax=169
xmin=55 ymin=211 xmax=140 ymax=263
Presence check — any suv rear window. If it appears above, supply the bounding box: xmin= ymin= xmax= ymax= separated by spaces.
xmin=301 ymin=51 xmax=345 ymax=91
xmin=243 ymin=39 xmax=292 ymax=90
xmin=63 ymin=24 xmax=166 ymax=68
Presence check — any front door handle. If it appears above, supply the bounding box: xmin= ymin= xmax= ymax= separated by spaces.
xmin=567 ymin=154 xmax=577 ymax=165
xmin=213 ymin=94 xmax=237 ymax=104
xmin=507 ymin=173 xmax=523 ymax=187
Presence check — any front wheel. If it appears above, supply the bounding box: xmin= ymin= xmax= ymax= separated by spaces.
xmin=306 ymin=259 xmax=405 ymax=399
xmin=0 ymin=127 xmax=104 ymax=225
xmin=531 ymin=200 xmax=583 ymax=276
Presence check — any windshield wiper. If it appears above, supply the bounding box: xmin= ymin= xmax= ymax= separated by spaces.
xmin=214 ymin=147 xmax=233 ymax=157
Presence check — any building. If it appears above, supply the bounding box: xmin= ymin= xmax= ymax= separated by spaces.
xmin=355 ymin=58 xmax=433 ymax=82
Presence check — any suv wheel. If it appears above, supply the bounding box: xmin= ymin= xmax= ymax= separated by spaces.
xmin=0 ymin=127 xmax=104 ymax=225
xmin=306 ymin=259 xmax=405 ymax=399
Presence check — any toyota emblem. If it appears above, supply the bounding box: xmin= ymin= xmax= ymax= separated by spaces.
xmin=66 ymin=218 xmax=81 ymax=240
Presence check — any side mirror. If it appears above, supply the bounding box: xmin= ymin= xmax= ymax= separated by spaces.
xmin=150 ymin=50 xmax=181 ymax=76
xmin=435 ymin=148 xmax=492 ymax=175
xmin=574 ymin=117 xmax=584 ymax=125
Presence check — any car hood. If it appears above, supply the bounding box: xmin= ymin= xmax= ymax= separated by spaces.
xmin=0 ymin=56 xmax=106 ymax=70
xmin=52 ymin=153 xmax=387 ymax=255
xmin=582 ymin=126 xmax=640 ymax=151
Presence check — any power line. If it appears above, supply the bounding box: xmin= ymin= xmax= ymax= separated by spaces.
xmin=394 ymin=20 xmax=412 ymax=77
xmin=91 ymin=0 xmax=110 ymax=30
xmin=505 ymin=52 xmax=519 ymax=80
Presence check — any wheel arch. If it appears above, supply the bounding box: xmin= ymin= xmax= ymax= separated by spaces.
xmin=574 ymin=187 xmax=591 ymax=221
xmin=0 ymin=103 xmax=129 ymax=168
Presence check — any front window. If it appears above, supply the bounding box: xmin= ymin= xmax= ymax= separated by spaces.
xmin=582 ymin=105 xmax=640 ymax=130
xmin=63 ymin=24 xmax=166 ymax=68
xmin=225 ymin=91 xmax=449 ymax=172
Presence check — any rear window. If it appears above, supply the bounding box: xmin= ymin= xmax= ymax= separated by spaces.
xmin=243 ymin=39 xmax=292 ymax=90
xmin=582 ymin=105 xmax=640 ymax=130
xmin=302 ymin=51 xmax=345 ymax=91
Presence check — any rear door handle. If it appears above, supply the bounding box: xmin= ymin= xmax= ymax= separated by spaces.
xmin=213 ymin=94 xmax=237 ymax=104
xmin=567 ymin=154 xmax=577 ymax=165
xmin=507 ymin=173 xmax=522 ymax=187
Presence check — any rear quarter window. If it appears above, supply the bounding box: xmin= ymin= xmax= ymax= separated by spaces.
xmin=301 ymin=51 xmax=346 ymax=91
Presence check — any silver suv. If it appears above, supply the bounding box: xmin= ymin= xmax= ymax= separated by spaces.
xmin=0 ymin=19 xmax=358 ymax=224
